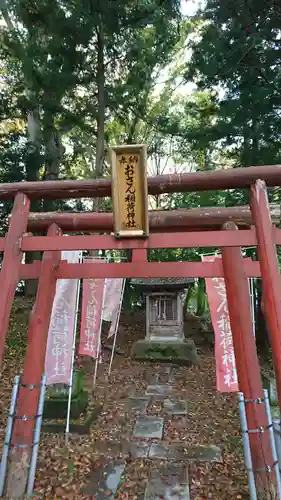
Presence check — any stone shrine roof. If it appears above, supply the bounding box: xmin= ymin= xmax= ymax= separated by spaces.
xmin=130 ymin=278 xmax=194 ymax=290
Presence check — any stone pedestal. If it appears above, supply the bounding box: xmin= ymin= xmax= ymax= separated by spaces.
xmin=131 ymin=338 xmax=199 ymax=365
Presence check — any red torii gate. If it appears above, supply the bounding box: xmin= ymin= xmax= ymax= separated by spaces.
xmin=1 ymin=163 xmax=281 ymax=497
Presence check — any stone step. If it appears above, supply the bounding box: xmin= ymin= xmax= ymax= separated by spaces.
xmin=145 ymin=384 xmax=174 ymax=397
xmin=126 ymin=396 xmax=151 ymax=412
xmin=148 ymin=443 xmax=222 ymax=462
xmin=133 ymin=416 xmax=164 ymax=439
xmin=82 ymin=459 xmax=126 ymax=499
xmin=163 ymin=398 xmax=188 ymax=416
xmin=128 ymin=442 xmax=221 ymax=462
xmin=144 ymin=463 xmax=190 ymax=500
xmin=122 ymin=395 xmax=188 ymax=416
xmin=90 ymin=440 xmax=222 ymax=462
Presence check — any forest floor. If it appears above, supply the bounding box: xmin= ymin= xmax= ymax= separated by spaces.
xmin=0 ymin=298 xmax=253 ymax=499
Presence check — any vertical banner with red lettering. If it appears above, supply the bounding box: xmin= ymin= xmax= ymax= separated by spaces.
xmin=202 ymin=255 xmax=239 ymax=392
xmin=45 ymin=250 xmax=81 ymax=386
xmin=79 ymin=259 xmax=105 ymax=359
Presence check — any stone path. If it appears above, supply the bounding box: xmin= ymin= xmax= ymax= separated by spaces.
xmin=83 ymin=364 xmax=222 ymax=499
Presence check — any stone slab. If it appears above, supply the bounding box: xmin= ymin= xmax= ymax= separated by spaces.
xmin=82 ymin=460 xmax=125 ymax=498
xmin=126 ymin=396 xmax=150 ymax=412
xmin=149 ymin=443 xmax=187 ymax=460
xmin=131 ymin=339 xmax=199 ymax=365
xmin=146 ymin=384 xmax=174 ymax=397
xmin=129 ymin=442 xmax=150 ymax=458
xmin=163 ymin=399 xmax=188 ymax=415
xmin=149 ymin=443 xmax=222 ymax=462
xmin=144 ymin=464 xmax=190 ymax=500
xmin=184 ymin=444 xmax=222 ymax=462
xmin=133 ymin=416 xmax=164 ymax=439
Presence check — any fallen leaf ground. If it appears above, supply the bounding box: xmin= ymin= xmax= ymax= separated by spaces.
xmin=0 ymin=299 xmax=252 ymax=498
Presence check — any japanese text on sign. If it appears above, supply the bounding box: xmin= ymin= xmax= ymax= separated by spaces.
xmin=84 ymin=279 xmax=100 ymax=354
xmin=45 ymin=250 xmax=81 ymax=386
xmin=212 ymin=276 xmax=238 ymax=389
xmin=79 ymin=274 xmax=105 ymax=359
xmin=119 ymin=154 xmax=139 ymax=229
xmin=202 ymin=255 xmax=238 ymax=393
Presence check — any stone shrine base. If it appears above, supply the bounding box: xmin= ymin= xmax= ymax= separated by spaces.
xmin=131 ymin=339 xmax=199 ymax=365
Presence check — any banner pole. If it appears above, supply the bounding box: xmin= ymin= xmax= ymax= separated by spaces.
xmin=0 ymin=376 xmax=20 ymax=496
xmin=27 ymin=375 xmax=47 ymax=496
xmin=93 ymin=344 xmax=100 ymax=390
xmin=65 ymin=253 xmax=82 ymax=446
xmin=108 ymin=279 xmax=126 ymax=378
xmin=92 ymin=281 xmax=106 ymax=390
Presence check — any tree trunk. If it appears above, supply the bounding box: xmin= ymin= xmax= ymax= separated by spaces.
xmin=196 ymin=278 xmax=207 ymax=316
xmin=255 ymin=280 xmax=270 ymax=351
xmin=183 ymin=284 xmax=194 ymax=321
xmin=25 ymin=108 xmax=43 ymax=297
xmin=90 ymin=19 xmax=105 ymax=258
xmin=43 ymin=112 xmax=64 ymax=211
xmin=93 ymin=20 xmax=105 ymax=214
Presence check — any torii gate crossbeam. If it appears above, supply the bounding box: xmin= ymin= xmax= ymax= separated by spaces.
xmin=0 ymin=158 xmax=281 ymax=497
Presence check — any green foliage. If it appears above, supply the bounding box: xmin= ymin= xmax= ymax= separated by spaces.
xmin=1 ymin=0 xmax=281 ymax=275
xmin=1 ymin=0 xmax=181 ymax=186
xmin=186 ymin=0 xmax=281 ymax=170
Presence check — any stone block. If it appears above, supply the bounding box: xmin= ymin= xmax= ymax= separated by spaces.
xmin=133 ymin=416 xmax=164 ymax=439
xmin=144 ymin=464 xmax=190 ymax=500
xmin=131 ymin=339 xmax=199 ymax=365
xmin=163 ymin=399 xmax=188 ymax=415
xmin=82 ymin=460 xmax=125 ymax=498
xmin=126 ymin=396 xmax=150 ymax=412
xmin=42 ymin=405 xmax=101 ymax=435
xmin=46 ymin=370 xmax=84 ymax=399
xmin=43 ymin=389 xmax=88 ymax=419
xmin=146 ymin=384 xmax=173 ymax=397
xmin=148 ymin=443 xmax=222 ymax=462
xmin=129 ymin=442 xmax=150 ymax=458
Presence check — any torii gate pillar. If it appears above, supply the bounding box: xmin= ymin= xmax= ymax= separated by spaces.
xmin=221 ymin=222 xmax=276 ymax=495
xmin=250 ymin=180 xmax=281 ymax=418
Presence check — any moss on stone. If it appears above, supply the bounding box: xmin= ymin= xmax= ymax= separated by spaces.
xmin=44 ymin=389 xmax=89 ymax=419
xmin=131 ymin=339 xmax=199 ymax=365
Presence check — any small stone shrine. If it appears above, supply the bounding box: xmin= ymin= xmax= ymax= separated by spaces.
xmin=131 ymin=278 xmax=198 ymax=365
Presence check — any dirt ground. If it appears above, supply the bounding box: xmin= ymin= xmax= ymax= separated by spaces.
xmin=0 ymin=300 xmax=250 ymax=499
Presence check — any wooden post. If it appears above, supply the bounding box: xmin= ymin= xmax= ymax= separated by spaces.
xmin=221 ymin=221 xmax=277 ymax=497
xmin=5 ymin=224 xmax=62 ymax=498
xmin=0 ymin=192 xmax=30 ymax=368
xmin=250 ymin=179 xmax=281 ymax=417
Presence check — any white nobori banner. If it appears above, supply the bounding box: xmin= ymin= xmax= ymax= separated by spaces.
xmin=45 ymin=250 xmax=81 ymax=386
xmin=103 ymin=278 xmax=124 ymax=322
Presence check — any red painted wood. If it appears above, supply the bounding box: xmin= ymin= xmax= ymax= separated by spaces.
xmin=19 ymin=262 xmax=41 ymax=279
xmin=2 ymin=226 xmax=281 ymax=252
xmin=0 ymin=193 xmax=30 ymax=367
xmin=132 ymin=249 xmax=147 ymax=262
xmin=21 ymin=229 xmax=257 ymax=252
xmin=250 ymin=180 xmax=281 ymax=418
xmin=221 ymin=222 xmax=276 ymax=492
xmin=18 ymin=259 xmax=261 ymax=279
xmin=7 ymin=224 xmax=62 ymax=496
xmin=1 ymin=165 xmax=281 ymax=199
xmin=57 ymin=259 xmax=261 ymax=279
xmin=26 ymin=204 xmax=281 ymax=232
